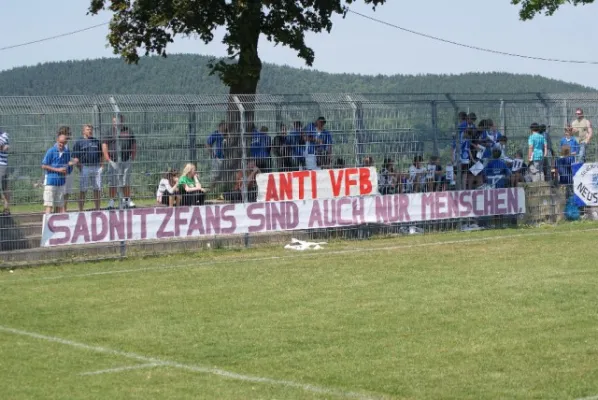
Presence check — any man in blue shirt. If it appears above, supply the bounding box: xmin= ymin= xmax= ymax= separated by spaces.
xmin=452 ymin=111 xmax=468 ymax=164
xmin=250 ymin=125 xmax=272 ymax=172
xmin=42 ymin=132 xmax=77 ymax=214
xmin=206 ymin=122 xmax=227 ymax=189
xmin=304 ymin=117 xmax=333 ymax=168
xmin=72 ymin=124 xmax=103 ymax=211
xmin=287 ymin=121 xmax=305 ymax=170
xmin=484 ymin=149 xmax=512 ymax=188
xmin=528 ymin=122 xmax=547 ymax=182
xmin=0 ymin=130 xmax=10 ymax=215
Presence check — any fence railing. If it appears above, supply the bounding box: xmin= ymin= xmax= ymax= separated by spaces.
xmin=0 ymin=92 xmax=596 ymax=265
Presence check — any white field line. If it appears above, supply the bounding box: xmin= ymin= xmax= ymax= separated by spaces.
xmin=79 ymin=363 xmax=161 ymax=376
xmin=0 ymin=325 xmax=380 ymax=400
xmin=576 ymin=395 xmax=598 ymax=400
xmin=2 ymin=227 xmax=597 ymax=285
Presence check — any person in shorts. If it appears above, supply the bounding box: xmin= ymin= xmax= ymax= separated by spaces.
xmin=41 ymin=132 xmax=76 ymax=214
xmin=59 ymin=126 xmax=76 ymax=211
xmin=0 ymin=130 xmax=10 ymax=215
xmin=102 ymin=118 xmax=137 ymax=209
xmin=72 ymin=124 xmax=103 ymax=211
xmin=527 ymin=122 xmax=547 ymax=182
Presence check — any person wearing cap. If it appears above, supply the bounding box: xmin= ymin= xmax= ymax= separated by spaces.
xmin=571 ymin=108 xmax=592 ymax=162
xmin=528 ymin=122 xmax=547 ymax=182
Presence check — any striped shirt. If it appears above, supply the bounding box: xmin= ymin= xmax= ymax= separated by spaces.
xmin=0 ymin=132 xmax=8 ymax=166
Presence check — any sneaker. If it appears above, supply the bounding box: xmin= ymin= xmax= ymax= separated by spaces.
xmin=107 ymin=199 xmax=115 ymax=209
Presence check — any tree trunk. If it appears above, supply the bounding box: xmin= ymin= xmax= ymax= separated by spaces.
xmin=224 ymin=0 xmax=262 ymax=193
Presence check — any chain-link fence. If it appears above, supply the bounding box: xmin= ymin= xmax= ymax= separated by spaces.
xmin=1 ymin=92 xmax=596 ymax=266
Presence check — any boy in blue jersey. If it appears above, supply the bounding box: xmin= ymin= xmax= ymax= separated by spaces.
xmin=559 ymin=126 xmax=580 ymax=157
xmin=250 ymin=125 xmax=272 ymax=172
xmin=554 ymin=145 xmax=575 ymax=187
xmin=304 ymin=117 xmax=333 ymax=168
xmin=527 ymin=122 xmax=547 ymax=182
xmin=42 ymin=133 xmax=77 ymax=214
xmin=484 ymin=149 xmax=512 ymax=188
xmin=460 ymin=129 xmax=474 ymax=189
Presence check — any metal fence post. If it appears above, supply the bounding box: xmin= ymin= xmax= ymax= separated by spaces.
xmin=188 ymin=105 xmax=197 ymax=164
xmin=347 ymin=95 xmax=362 ymax=166
xmin=92 ymin=105 xmax=101 ymax=137
xmin=233 ymin=96 xmax=248 ymax=203
xmin=563 ymin=99 xmax=568 ymax=128
xmin=431 ymin=100 xmax=439 ymax=157
xmin=109 ymin=96 xmax=126 ymax=258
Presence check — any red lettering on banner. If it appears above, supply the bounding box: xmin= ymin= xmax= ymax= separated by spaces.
xmin=71 ymin=213 xmax=90 ymax=244
xmin=344 ymin=168 xmax=358 ymax=196
xmin=109 ymin=210 xmax=126 ymax=241
xmin=220 ymin=204 xmax=236 ymax=234
xmin=459 ymin=191 xmax=472 ymax=217
xmin=329 ymin=169 xmax=343 ymax=197
xmin=91 ymin=211 xmax=108 ymax=242
xmin=133 ymin=208 xmax=153 ymax=239
xmin=308 ymin=200 xmax=323 ymax=228
xmin=435 ymin=193 xmax=448 ymax=219
xmin=247 ymin=203 xmax=265 ymax=233
xmin=187 ymin=207 xmax=205 ymax=236
xmin=47 ymin=214 xmax=70 ymax=246
xmin=422 ymin=193 xmax=435 ymax=220
xmin=310 ymin=171 xmax=317 ymax=199
xmin=472 ymin=190 xmax=484 ymax=216
xmin=156 ymin=208 xmax=174 ymax=238
xmin=295 ymin=171 xmax=310 ymax=200
xmin=265 ymin=174 xmax=279 ymax=202
xmin=279 ymin=173 xmax=293 ymax=201
xmin=359 ymin=168 xmax=372 ymax=195
xmin=174 ymin=207 xmax=189 ymax=237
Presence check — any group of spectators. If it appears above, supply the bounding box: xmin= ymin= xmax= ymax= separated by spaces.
xmin=0 ymin=109 xmax=593 ymax=215
xmin=40 ymin=116 xmax=137 ymax=214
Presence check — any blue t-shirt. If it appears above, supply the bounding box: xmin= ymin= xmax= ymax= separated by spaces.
xmin=556 ymin=156 xmax=575 ymax=185
xmin=304 ymin=123 xmax=332 ymax=154
xmin=528 ymin=133 xmax=546 ymax=161
xmin=72 ymin=137 xmax=102 ymax=166
xmin=42 ymin=144 xmax=72 ymax=186
xmin=460 ymin=139 xmax=471 ymax=163
xmin=484 ymin=159 xmax=512 ymax=188
xmin=250 ymin=130 xmax=271 ymax=159
xmin=207 ymin=131 xmax=225 ymax=159
xmin=559 ymin=137 xmax=580 ymax=156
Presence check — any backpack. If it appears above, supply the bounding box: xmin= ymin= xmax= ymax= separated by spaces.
xmin=564 ymin=196 xmax=580 ymax=221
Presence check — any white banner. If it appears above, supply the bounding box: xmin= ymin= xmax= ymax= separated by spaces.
xmin=41 ymin=188 xmax=526 ymax=247
xmin=256 ymin=167 xmax=378 ymax=202
xmin=573 ymin=162 xmax=598 ymax=205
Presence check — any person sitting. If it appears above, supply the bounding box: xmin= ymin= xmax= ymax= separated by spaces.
xmin=156 ymin=169 xmax=179 ymax=207
xmin=224 ymin=160 xmax=261 ymax=203
xmin=379 ymin=158 xmax=397 ymax=195
xmin=178 ymin=163 xmax=206 ymax=206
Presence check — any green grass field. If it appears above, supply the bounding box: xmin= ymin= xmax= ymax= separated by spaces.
xmin=1 ymin=224 xmax=598 ymax=400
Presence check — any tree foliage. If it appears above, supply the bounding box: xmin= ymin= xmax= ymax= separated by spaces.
xmin=512 ymin=0 xmax=594 ymax=20
xmin=88 ymin=0 xmax=385 ymax=94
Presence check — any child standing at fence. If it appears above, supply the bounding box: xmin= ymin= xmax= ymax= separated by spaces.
xmin=560 ymin=126 xmax=580 ymax=158
xmin=460 ymin=129 xmax=474 ymax=189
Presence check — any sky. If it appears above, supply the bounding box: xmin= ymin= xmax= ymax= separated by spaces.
xmin=1 ymin=0 xmax=598 ymax=88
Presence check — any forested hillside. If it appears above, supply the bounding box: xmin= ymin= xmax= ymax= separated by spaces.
xmin=0 ymin=54 xmax=595 ymax=95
